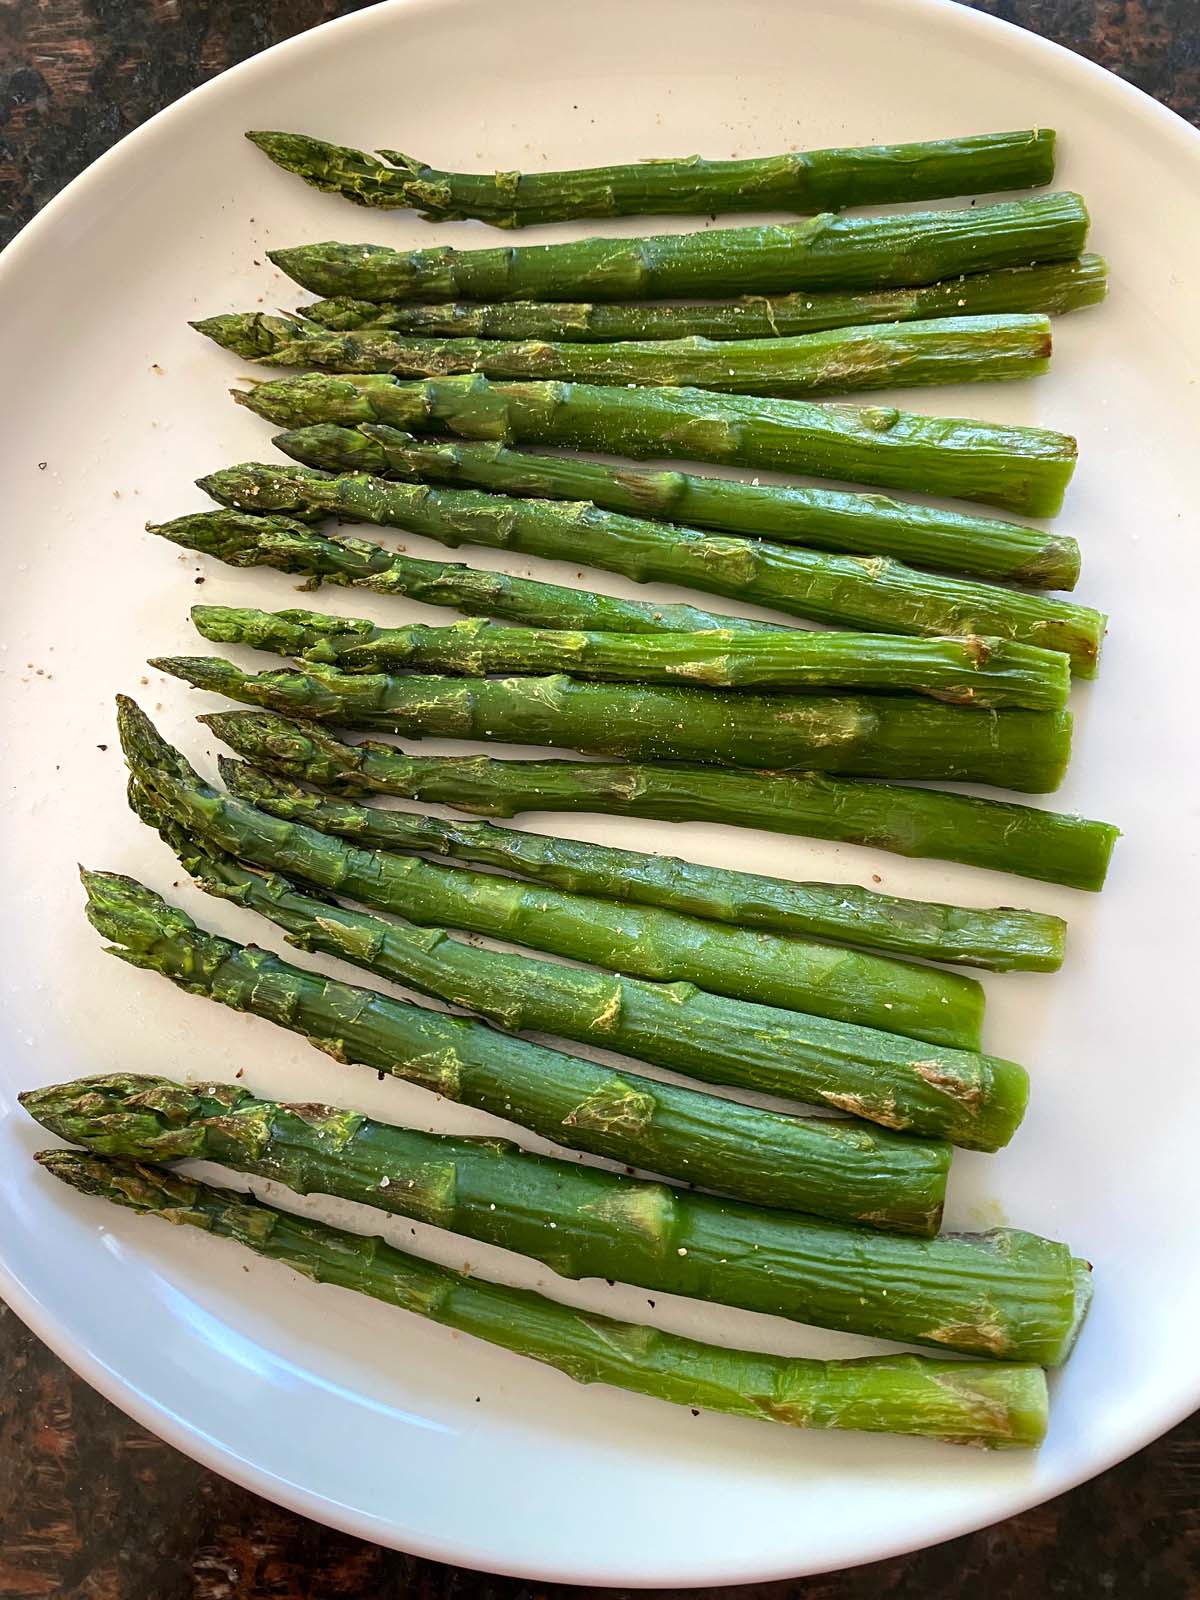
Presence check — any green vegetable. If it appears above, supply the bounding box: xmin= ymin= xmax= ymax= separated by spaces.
xmin=222 ymin=759 xmax=1069 ymax=972
xmin=153 ymin=654 xmax=1073 ymax=791
xmin=132 ymin=805 xmax=1026 ymax=1149
xmin=36 ymin=1150 xmax=1047 ymax=1446
xmin=268 ymin=191 xmax=1089 ymax=302
xmin=299 ymin=254 xmax=1106 ymax=344
xmin=197 ymin=464 xmax=1101 ymax=666
xmin=120 ymin=696 xmax=984 ymax=1048
xmin=151 ymin=509 xmax=786 ymax=635
xmin=192 ymin=603 xmax=1072 ymax=711
xmin=248 ymin=127 xmax=1056 ymax=226
xmin=79 ymin=870 xmax=951 ymax=1231
xmin=234 ymin=372 xmax=1079 ymax=516
xmin=25 ymin=1073 xmax=1090 ymax=1363
xmin=276 ymin=422 xmax=1080 ymax=589
xmin=205 ymin=709 xmax=1120 ymax=890
xmin=194 ymin=311 xmax=1053 ymax=398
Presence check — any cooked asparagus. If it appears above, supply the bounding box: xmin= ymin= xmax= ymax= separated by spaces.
xmin=120 ymin=696 xmax=985 ymax=1047
xmin=25 ymin=1073 xmax=1089 ymax=1363
xmin=80 ymin=870 xmax=951 ymax=1231
xmin=274 ymin=423 xmax=1080 ymax=589
xmin=131 ymin=804 xmax=1026 ymax=1149
xmin=298 ymin=254 xmax=1106 ymax=342
xmin=152 ymin=509 xmax=788 ymax=635
xmin=233 ymin=372 xmax=1079 ymax=516
xmin=247 ymin=127 xmax=1057 ymax=226
xmin=195 ymin=311 xmax=1054 ymax=398
xmin=268 ymin=192 xmax=1089 ymax=302
xmin=204 ymin=709 xmax=1120 ymax=890
xmin=191 ymin=603 xmax=1072 ymax=711
xmin=37 ymin=1150 xmax=1046 ymax=1445
xmin=153 ymin=654 xmax=1073 ymax=791
xmin=192 ymin=466 xmax=1102 ymax=667
xmin=222 ymin=759 xmax=1069 ymax=972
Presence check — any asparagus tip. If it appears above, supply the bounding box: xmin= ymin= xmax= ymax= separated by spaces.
xmin=116 ymin=693 xmax=188 ymax=780
xmin=34 ymin=1147 xmax=203 ymax=1215
xmin=78 ymin=865 xmax=159 ymax=928
xmin=35 ymin=1146 xmax=89 ymax=1179
xmin=148 ymin=656 xmax=235 ymax=698
xmin=21 ymin=1071 xmax=182 ymax=1130
xmin=193 ymin=313 xmax=289 ymax=359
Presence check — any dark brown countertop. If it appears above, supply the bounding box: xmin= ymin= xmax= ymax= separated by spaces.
xmin=2 ymin=2 xmax=1198 ymax=1594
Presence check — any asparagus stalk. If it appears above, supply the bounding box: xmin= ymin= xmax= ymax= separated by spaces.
xmin=205 ymin=710 xmax=1120 ymax=890
xmin=299 ymin=254 xmax=1107 ymax=341
xmin=133 ymin=805 xmax=1026 ymax=1150
xmin=153 ymin=502 xmax=1083 ymax=665
xmin=195 ymin=465 xmax=1101 ymax=667
xmin=234 ymin=374 xmax=1080 ymax=517
xmin=248 ymin=127 xmax=1057 ymax=226
xmin=37 ymin=1150 xmax=1046 ymax=1447
xmin=277 ymin=423 xmax=1080 ymax=589
xmin=120 ymin=697 xmax=984 ymax=1047
xmin=192 ymin=603 xmax=1072 ymax=711
xmin=80 ymin=871 xmax=951 ymax=1231
xmin=222 ymin=759 xmax=1068 ymax=972
xmin=25 ymin=1073 xmax=1090 ymax=1363
xmin=268 ymin=192 xmax=1089 ymax=302
xmin=154 ymin=654 xmax=1072 ymax=791
xmin=154 ymin=509 xmax=788 ymax=635
xmin=195 ymin=312 xmax=1054 ymax=399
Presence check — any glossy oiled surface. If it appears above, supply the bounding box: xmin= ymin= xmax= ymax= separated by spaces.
xmin=1 ymin=0 xmax=1199 ymax=1589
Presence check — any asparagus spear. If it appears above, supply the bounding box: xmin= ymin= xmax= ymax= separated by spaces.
xmin=223 ymin=759 xmax=1069 ymax=972
xmin=192 ymin=603 xmax=1072 ymax=711
xmin=206 ymin=709 xmax=1120 ymax=890
xmin=154 ymin=509 xmax=788 ymax=635
xmin=268 ymin=192 xmax=1089 ymax=302
xmin=277 ymin=423 xmax=1080 ymax=589
xmin=154 ymin=654 xmax=1072 ymax=791
xmin=248 ymin=127 xmax=1057 ymax=226
xmin=195 ymin=466 xmax=1101 ymax=666
xmin=120 ymin=697 xmax=984 ymax=1047
xmin=195 ymin=312 xmax=1054 ymax=399
xmin=37 ymin=1150 xmax=1046 ymax=1446
xmin=80 ymin=871 xmax=951 ymax=1231
xmin=234 ymin=374 xmax=1079 ymax=519
xmin=132 ymin=805 xmax=1026 ymax=1149
xmin=154 ymin=501 xmax=1083 ymax=663
xmin=25 ymin=1073 xmax=1090 ymax=1363
xmin=299 ymin=254 xmax=1107 ymax=340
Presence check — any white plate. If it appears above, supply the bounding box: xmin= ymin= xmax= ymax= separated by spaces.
xmin=1 ymin=0 xmax=1198 ymax=1582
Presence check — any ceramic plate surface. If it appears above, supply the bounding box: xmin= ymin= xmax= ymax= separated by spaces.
xmin=1 ymin=0 xmax=1198 ymax=1582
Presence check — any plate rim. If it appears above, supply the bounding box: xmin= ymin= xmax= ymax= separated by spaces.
xmin=1 ymin=0 xmax=1198 ymax=1581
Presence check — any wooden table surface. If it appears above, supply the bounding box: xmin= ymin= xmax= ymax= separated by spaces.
xmin=2 ymin=2 xmax=1198 ymax=1594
